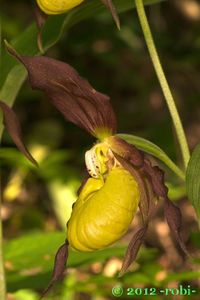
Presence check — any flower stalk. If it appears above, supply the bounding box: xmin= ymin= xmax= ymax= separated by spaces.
xmin=135 ymin=0 xmax=190 ymax=170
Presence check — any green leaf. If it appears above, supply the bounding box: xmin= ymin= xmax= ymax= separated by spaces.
xmin=4 ymin=230 xmax=157 ymax=292
xmin=0 ymin=66 xmax=27 ymax=138
xmin=166 ymin=182 xmax=186 ymax=201
xmin=163 ymin=270 xmax=200 ymax=283
xmin=0 ymin=0 xmax=164 ymax=139
xmin=11 ymin=290 xmax=39 ymax=300
xmin=117 ymin=133 xmax=185 ymax=180
xmin=0 ymin=148 xmax=34 ymax=168
xmin=186 ymin=142 xmax=200 ymax=223
xmin=4 ymin=231 xmax=126 ymax=291
xmin=190 ymin=231 xmax=200 ymax=248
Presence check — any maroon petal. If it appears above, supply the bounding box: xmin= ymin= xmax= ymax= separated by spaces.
xmin=111 ymin=137 xmax=189 ymax=268
xmin=118 ymin=155 xmax=148 ymax=213
xmin=41 ymin=240 xmax=69 ymax=298
xmin=163 ymin=195 xmax=190 ymax=257
xmin=107 ymin=136 xmax=144 ymax=167
xmin=143 ymin=159 xmax=190 ymax=257
xmin=119 ymin=225 xmax=148 ymax=277
xmin=100 ymin=0 xmax=120 ymax=29
xmin=113 ymin=154 xmax=152 ymax=275
xmin=0 ymin=100 xmax=37 ymax=166
xmin=6 ymin=43 xmax=117 ymax=139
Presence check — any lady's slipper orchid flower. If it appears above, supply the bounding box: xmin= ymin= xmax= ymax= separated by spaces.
xmin=2 ymin=44 xmax=189 ymax=294
xmin=36 ymin=0 xmax=85 ymax=15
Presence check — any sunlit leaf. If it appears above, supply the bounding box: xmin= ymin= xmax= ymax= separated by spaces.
xmin=4 ymin=231 xmax=157 ymax=291
xmin=0 ymin=148 xmax=34 ymax=168
xmin=4 ymin=231 xmax=126 ymax=291
xmin=11 ymin=289 xmax=39 ymax=300
xmin=166 ymin=183 xmax=186 ymax=201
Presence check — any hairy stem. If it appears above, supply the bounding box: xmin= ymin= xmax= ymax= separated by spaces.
xmin=135 ymin=0 xmax=190 ymax=170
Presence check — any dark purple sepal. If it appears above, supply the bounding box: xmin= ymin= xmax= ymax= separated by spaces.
xmin=143 ymin=159 xmax=190 ymax=257
xmin=40 ymin=240 xmax=69 ymax=299
xmin=100 ymin=0 xmax=120 ymax=29
xmin=107 ymin=136 xmax=144 ymax=167
xmin=118 ymin=225 xmax=148 ymax=277
xmin=0 ymin=100 xmax=37 ymax=166
xmin=6 ymin=43 xmax=117 ymax=138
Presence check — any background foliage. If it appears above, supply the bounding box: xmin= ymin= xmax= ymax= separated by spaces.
xmin=1 ymin=0 xmax=200 ymax=299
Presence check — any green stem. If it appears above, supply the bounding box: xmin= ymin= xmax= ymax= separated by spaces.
xmin=135 ymin=0 xmax=190 ymax=170
xmin=0 ymin=214 xmax=6 ymax=300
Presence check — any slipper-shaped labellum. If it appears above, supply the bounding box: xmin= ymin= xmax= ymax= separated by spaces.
xmin=36 ymin=0 xmax=84 ymax=14
xmin=67 ymin=143 xmax=140 ymax=251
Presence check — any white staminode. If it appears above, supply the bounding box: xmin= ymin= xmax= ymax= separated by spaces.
xmin=85 ymin=147 xmax=101 ymax=179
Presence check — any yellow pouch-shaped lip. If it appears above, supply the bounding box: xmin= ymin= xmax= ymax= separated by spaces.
xmin=36 ymin=0 xmax=84 ymax=15
xmin=67 ymin=167 xmax=140 ymax=252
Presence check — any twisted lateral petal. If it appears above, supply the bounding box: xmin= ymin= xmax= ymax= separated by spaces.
xmin=6 ymin=44 xmax=117 ymax=138
xmin=106 ymin=135 xmax=144 ymax=167
xmin=114 ymin=154 xmax=156 ymax=275
xmin=143 ymin=160 xmax=190 ymax=257
xmin=41 ymin=240 xmax=69 ymax=297
xmin=36 ymin=0 xmax=84 ymax=14
xmin=67 ymin=167 xmax=140 ymax=251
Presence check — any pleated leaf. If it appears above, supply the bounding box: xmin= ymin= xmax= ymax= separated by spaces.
xmin=186 ymin=142 xmax=200 ymax=224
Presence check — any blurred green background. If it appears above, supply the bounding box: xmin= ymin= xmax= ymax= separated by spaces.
xmin=1 ymin=0 xmax=200 ymax=299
